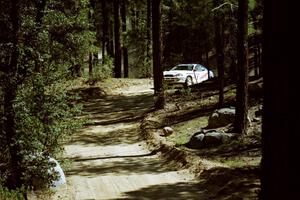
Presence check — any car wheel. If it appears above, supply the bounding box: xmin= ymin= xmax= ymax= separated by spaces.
xmin=185 ymin=76 xmax=193 ymax=88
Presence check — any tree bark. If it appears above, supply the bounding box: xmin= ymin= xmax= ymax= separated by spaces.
xmin=113 ymin=0 xmax=122 ymax=78
xmin=254 ymin=46 xmax=259 ymax=77
xmin=260 ymin=0 xmax=292 ymax=199
xmin=3 ymin=0 xmax=23 ymax=189
xmin=234 ymin=0 xmax=249 ymax=135
xmin=101 ymin=0 xmax=108 ymax=63
xmin=146 ymin=0 xmax=151 ymax=63
xmin=213 ymin=0 xmax=225 ymax=108
xmin=88 ymin=8 xmax=93 ymax=78
xmin=152 ymin=0 xmax=164 ymax=109
xmin=121 ymin=0 xmax=128 ymax=78
xmin=88 ymin=52 xmax=93 ymax=78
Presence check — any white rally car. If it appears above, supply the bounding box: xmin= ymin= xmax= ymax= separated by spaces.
xmin=163 ymin=64 xmax=214 ymax=87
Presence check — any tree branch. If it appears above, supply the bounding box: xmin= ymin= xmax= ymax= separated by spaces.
xmin=211 ymin=2 xmax=238 ymax=12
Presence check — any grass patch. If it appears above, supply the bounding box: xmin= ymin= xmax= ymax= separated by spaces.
xmin=218 ymin=156 xmax=261 ymax=168
xmin=166 ymin=116 xmax=208 ymax=145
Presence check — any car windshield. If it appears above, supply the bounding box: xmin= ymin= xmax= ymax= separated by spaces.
xmin=170 ymin=65 xmax=193 ymax=71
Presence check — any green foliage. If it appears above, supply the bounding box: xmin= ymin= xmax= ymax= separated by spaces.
xmin=46 ymin=1 xmax=96 ymax=65
xmin=162 ymin=0 xmax=216 ymax=68
xmin=0 ymin=0 xmax=87 ymax=190
xmin=137 ymin=57 xmax=152 ymax=78
xmin=0 ymin=186 xmax=26 ymax=200
xmin=88 ymin=56 xmax=114 ymax=82
xmin=249 ymin=0 xmax=256 ymax=10
xmin=15 ymin=75 xmax=83 ymax=154
xmin=0 ymin=71 xmax=85 ymax=189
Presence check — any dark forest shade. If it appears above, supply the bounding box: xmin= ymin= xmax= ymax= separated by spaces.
xmin=213 ymin=0 xmax=225 ymax=108
xmin=114 ymin=0 xmax=122 ymax=78
xmin=260 ymin=0 xmax=292 ymax=199
xmin=101 ymin=0 xmax=109 ymax=61
xmin=234 ymin=0 xmax=249 ymax=135
xmin=146 ymin=0 xmax=151 ymax=63
xmin=3 ymin=0 xmax=24 ymax=188
xmin=121 ymin=0 xmax=129 ymax=78
xmin=152 ymin=0 xmax=164 ymax=109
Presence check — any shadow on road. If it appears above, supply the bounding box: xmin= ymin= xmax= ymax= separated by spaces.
xmin=68 ymin=87 xmax=154 ymax=146
xmin=112 ymin=166 xmax=260 ymax=200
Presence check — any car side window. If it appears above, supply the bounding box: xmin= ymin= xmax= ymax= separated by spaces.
xmin=195 ymin=65 xmax=201 ymax=71
xmin=196 ymin=65 xmax=206 ymax=71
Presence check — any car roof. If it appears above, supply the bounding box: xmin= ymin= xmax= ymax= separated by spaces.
xmin=177 ymin=64 xmax=196 ymax=66
xmin=177 ymin=64 xmax=206 ymax=66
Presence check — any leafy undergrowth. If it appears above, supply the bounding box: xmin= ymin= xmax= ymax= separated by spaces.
xmin=142 ymin=78 xmax=263 ymax=199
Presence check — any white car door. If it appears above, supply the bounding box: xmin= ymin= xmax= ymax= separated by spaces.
xmin=194 ymin=65 xmax=208 ymax=83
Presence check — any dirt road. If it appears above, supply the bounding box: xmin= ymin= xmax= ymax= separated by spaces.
xmin=49 ymin=79 xmax=203 ymax=200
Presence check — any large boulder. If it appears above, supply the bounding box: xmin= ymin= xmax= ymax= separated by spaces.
xmin=186 ymin=131 xmax=205 ymax=149
xmin=186 ymin=130 xmax=235 ymax=149
xmin=49 ymin=157 xmax=66 ymax=188
xmin=29 ymin=155 xmax=66 ymax=190
xmin=207 ymin=107 xmax=235 ymax=128
xmin=202 ymin=131 xmax=223 ymax=147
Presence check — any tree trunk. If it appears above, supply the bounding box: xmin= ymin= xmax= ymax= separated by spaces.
xmin=258 ymin=43 xmax=262 ymax=77
xmin=89 ymin=52 xmax=93 ymax=78
xmin=254 ymin=46 xmax=259 ymax=77
xmin=152 ymin=0 xmax=164 ymax=109
xmin=113 ymin=0 xmax=122 ymax=78
xmin=213 ymin=0 xmax=225 ymax=108
xmin=88 ymin=8 xmax=93 ymax=78
xmin=146 ymin=0 xmax=151 ymax=63
xmin=4 ymin=0 xmax=23 ymax=189
xmin=260 ymin=0 xmax=291 ymax=199
xmin=108 ymin=19 xmax=114 ymax=58
xmin=101 ymin=0 xmax=108 ymax=63
xmin=121 ymin=0 xmax=128 ymax=78
xmin=234 ymin=0 xmax=249 ymax=135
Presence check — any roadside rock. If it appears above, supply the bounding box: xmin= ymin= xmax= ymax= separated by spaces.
xmin=202 ymin=131 xmax=223 ymax=147
xmin=161 ymin=127 xmax=174 ymax=136
xmin=186 ymin=130 xmax=235 ymax=149
xmin=207 ymin=108 xmax=235 ymax=128
xmin=187 ymin=132 xmax=205 ymax=149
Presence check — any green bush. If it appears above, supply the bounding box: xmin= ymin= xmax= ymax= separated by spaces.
xmin=0 ymin=71 xmax=84 ymax=190
xmin=0 ymin=186 xmax=26 ymax=200
xmin=14 ymin=73 xmax=83 ymax=188
xmin=88 ymin=56 xmax=113 ymax=83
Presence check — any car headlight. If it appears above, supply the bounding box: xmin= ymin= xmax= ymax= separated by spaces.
xmin=175 ymin=73 xmax=183 ymax=77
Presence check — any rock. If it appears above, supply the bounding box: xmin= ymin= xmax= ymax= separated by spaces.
xmin=203 ymin=131 xmax=236 ymax=147
xmin=186 ymin=130 xmax=235 ymax=149
xmin=162 ymin=127 xmax=174 ymax=136
xmin=30 ymin=155 xmax=66 ymax=190
xmin=203 ymin=131 xmax=224 ymax=147
xmin=208 ymin=107 xmax=235 ymax=128
xmin=49 ymin=157 xmax=66 ymax=189
xmin=187 ymin=131 xmax=205 ymax=149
